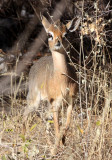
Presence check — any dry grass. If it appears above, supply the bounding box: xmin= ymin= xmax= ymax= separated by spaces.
xmin=0 ymin=63 xmax=112 ymax=160
xmin=0 ymin=0 xmax=112 ymax=159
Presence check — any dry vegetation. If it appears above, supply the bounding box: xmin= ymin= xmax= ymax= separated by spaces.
xmin=0 ymin=0 xmax=112 ymax=159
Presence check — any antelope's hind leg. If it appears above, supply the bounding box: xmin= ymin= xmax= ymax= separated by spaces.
xmin=23 ymin=93 xmax=41 ymax=134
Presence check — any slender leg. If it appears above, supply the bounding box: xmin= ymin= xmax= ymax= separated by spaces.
xmin=65 ymin=96 xmax=74 ymax=130
xmin=22 ymin=106 xmax=34 ymax=134
xmin=23 ymin=106 xmax=34 ymax=122
xmin=23 ymin=95 xmax=40 ymax=134
xmin=52 ymin=105 xmax=60 ymax=139
xmin=51 ymin=101 xmax=61 ymax=155
xmin=65 ymin=104 xmax=72 ymax=130
xmin=59 ymin=97 xmax=73 ymax=145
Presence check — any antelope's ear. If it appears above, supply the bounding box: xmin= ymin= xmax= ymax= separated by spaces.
xmin=42 ymin=16 xmax=50 ymax=33
xmin=66 ymin=17 xmax=81 ymax=32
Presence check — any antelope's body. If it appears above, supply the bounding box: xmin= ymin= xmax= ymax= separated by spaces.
xmin=23 ymin=16 xmax=80 ymax=154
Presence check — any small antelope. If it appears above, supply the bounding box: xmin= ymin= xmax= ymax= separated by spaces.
xmin=23 ymin=16 xmax=80 ymax=152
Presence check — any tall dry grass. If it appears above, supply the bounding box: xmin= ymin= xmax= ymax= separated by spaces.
xmin=0 ymin=0 xmax=112 ymax=159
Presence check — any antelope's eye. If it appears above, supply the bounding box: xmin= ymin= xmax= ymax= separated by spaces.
xmin=48 ymin=33 xmax=53 ymax=41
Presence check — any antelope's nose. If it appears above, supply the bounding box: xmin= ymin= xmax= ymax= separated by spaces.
xmin=56 ymin=40 xmax=61 ymax=47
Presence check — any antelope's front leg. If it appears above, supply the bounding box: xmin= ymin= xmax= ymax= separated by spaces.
xmin=50 ymin=104 xmax=60 ymax=155
xmin=52 ymin=105 xmax=60 ymax=139
xmin=63 ymin=96 xmax=74 ymax=137
xmin=65 ymin=96 xmax=74 ymax=130
xmin=65 ymin=104 xmax=72 ymax=131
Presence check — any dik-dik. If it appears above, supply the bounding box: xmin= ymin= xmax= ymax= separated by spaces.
xmin=23 ymin=16 xmax=80 ymax=149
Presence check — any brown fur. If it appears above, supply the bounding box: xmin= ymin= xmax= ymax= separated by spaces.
xmin=23 ymin=16 xmax=80 ymax=154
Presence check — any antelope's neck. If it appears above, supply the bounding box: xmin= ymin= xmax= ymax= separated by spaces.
xmin=52 ymin=51 xmax=68 ymax=76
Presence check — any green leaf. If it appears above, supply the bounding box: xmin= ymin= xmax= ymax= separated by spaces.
xmin=5 ymin=128 xmax=13 ymax=132
xmin=20 ymin=134 xmax=26 ymax=142
xmin=26 ymin=139 xmax=32 ymax=143
xmin=30 ymin=123 xmax=37 ymax=131
xmin=23 ymin=144 xmax=28 ymax=153
xmin=2 ymin=155 xmax=7 ymax=160
xmin=77 ymin=126 xmax=84 ymax=134
xmin=96 ymin=120 xmax=101 ymax=126
xmin=47 ymin=120 xmax=54 ymax=124
xmin=41 ymin=83 xmax=44 ymax=89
